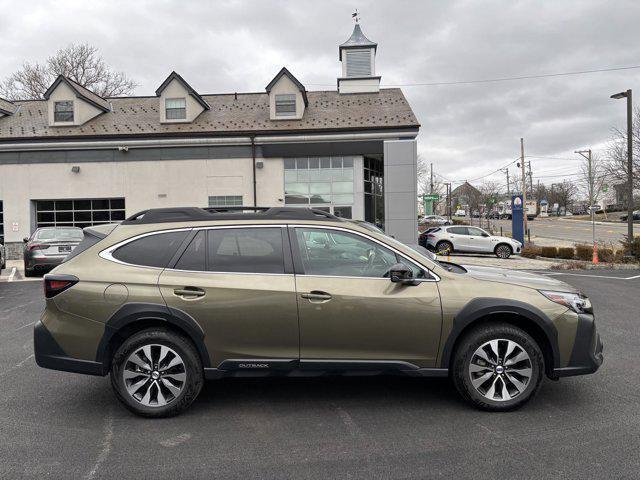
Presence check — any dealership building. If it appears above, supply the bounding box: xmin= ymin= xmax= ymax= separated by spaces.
xmin=0 ymin=24 xmax=420 ymax=258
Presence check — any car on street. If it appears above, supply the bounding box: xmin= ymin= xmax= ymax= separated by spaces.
xmin=420 ymin=215 xmax=451 ymax=226
xmin=23 ymin=226 xmax=83 ymax=276
xmin=35 ymin=206 xmax=602 ymax=417
xmin=425 ymin=225 xmax=522 ymax=258
xmin=620 ymin=210 xmax=640 ymax=222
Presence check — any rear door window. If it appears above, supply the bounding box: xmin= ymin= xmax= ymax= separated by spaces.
xmin=112 ymin=230 xmax=189 ymax=268
xmin=447 ymin=227 xmax=468 ymax=235
xmin=207 ymin=228 xmax=285 ymax=274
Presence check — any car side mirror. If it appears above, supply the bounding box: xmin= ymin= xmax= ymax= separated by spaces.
xmin=389 ymin=263 xmax=414 ymax=284
xmin=23 ymin=237 xmax=29 ymax=243
xmin=482 ymin=233 xmax=490 ymax=237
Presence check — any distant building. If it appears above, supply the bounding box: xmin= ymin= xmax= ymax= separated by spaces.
xmin=0 ymin=22 xmax=420 ymax=257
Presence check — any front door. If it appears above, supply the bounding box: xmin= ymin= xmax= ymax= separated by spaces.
xmin=158 ymin=226 xmax=299 ymax=369
xmin=466 ymin=227 xmax=493 ymax=252
xmin=291 ymin=226 xmax=442 ymax=368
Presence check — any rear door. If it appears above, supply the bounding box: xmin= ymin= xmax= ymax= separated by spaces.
xmin=158 ymin=226 xmax=299 ymax=370
xmin=291 ymin=226 xmax=442 ymax=369
xmin=445 ymin=226 xmax=470 ymax=251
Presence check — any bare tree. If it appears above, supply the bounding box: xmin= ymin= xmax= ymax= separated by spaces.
xmin=417 ymin=155 xmax=445 ymax=213
xmin=605 ymin=105 xmax=640 ymax=192
xmin=554 ymin=180 xmax=578 ymax=214
xmin=1 ymin=43 xmax=136 ymax=100
xmin=579 ymin=152 xmax=608 ymax=211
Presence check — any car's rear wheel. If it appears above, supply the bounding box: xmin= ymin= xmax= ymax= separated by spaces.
xmin=495 ymin=244 xmax=512 ymax=259
xmin=452 ymin=323 xmax=544 ymax=411
xmin=436 ymin=241 xmax=453 ymax=255
xmin=110 ymin=328 xmax=203 ymax=418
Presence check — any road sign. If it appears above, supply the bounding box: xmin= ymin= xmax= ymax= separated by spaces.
xmin=602 ymin=184 xmax=609 ymax=193
xmin=423 ymin=194 xmax=440 ymax=201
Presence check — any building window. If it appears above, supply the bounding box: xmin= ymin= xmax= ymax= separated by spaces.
xmin=345 ymin=49 xmax=372 ymax=77
xmin=275 ymin=94 xmax=296 ymax=116
xmin=54 ymin=101 xmax=74 ymax=122
xmin=364 ymin=155 xmax=384 ymax=228
xmin=284 ymin=157 xmax=354 ymax=212
xmin=165 ymin=98 xmax=186 ymax=120
xmin=208 ymin=195 xmax=244 ymax=207
xmin=34 ymin=198 xmax=126 ymax=230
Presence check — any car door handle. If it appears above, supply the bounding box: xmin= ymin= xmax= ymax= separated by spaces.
xmin=301 ymin=291 xmax=332 ymax=302
xmin=174 ymin=287 xmax=205 ymax=298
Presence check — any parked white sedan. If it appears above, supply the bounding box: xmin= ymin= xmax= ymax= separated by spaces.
xmin=425 ymin=225 xmax=522 ymax=258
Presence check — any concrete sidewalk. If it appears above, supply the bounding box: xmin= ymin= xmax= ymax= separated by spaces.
xmin=440 ymin=253 xmax=559 ymax=270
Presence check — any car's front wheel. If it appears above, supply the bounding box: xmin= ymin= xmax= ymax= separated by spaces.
xmin=452 ymin=322 xmax=544 ymax=411
xmin=110 ymin=328 xmax=204 ymax=418
xmin=495 ymin=244 xmax=512 ymax=259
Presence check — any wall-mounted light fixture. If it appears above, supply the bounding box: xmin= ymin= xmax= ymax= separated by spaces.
xmin=71 ymin=166 xmax=80 ymax=173
xmin=256 ymin=161 xmax=264 ymax=169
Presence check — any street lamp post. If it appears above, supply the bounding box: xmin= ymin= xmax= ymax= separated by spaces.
xmin=610 ymin=89 xmax=634 ymax=247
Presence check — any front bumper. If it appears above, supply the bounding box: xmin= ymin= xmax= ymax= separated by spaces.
xmin=34 ymin=320 xmax=106 ymax=376
xmin=552 ymin=312 xmax=603 ymax=378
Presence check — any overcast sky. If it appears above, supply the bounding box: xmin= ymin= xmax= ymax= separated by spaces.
xmin=1 ymin=0 xmax=639 ymax=190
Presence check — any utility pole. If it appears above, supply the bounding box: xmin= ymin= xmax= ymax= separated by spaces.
xmin=444 ymin=183 xmax=452 ymax=221
xmin=527 ymin=161 xmax=534 ymax=199
xmin=520 ymin=138 xmax=528 ymax=236
xmin=430 ymin=163 xmax=434 ymax=194
xmin=576 ymin=149 xmax=595 ymax=247
xmin=503 ymin=168 xmax=511 ymax=196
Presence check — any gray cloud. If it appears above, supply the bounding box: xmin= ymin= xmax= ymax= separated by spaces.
xmin=1 ymin=0 xmax=638 ymax=189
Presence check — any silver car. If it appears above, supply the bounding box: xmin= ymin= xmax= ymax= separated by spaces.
xmin=23 ymin=227 xmax=83 ymax=276
xmin=426 ymin=225 xmax=522 ymax=258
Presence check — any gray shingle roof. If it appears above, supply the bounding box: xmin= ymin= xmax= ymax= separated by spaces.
xmin=0 ymin=88 xmax=419 ymax=140
xmin=0 ymin=98 xmax=17 ymax=115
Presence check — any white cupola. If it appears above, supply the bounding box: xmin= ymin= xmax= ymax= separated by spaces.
xmin=338 ymin=23 xmax=381 ymax=94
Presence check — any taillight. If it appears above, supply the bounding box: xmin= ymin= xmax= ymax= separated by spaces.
xmin=44 ymin=275 xmax=78 ymax=298
xmin=427 ymin=234 xmax=436 ymax=238
xmin=29 ymin=244 xmax=50 ymax=251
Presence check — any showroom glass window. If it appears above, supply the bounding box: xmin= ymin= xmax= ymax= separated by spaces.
xmin=284 ymin=156 xmax=355 ymax=216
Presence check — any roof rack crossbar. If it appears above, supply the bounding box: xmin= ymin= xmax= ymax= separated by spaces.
xmin=122 ymin=206 xmax=342 ymax=225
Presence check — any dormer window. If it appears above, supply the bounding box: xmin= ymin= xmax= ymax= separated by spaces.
xmin=345 ymin=49 xmax=372 ymax=76
xmin=54 ymin=101 xmax=74 ymax=122
xmin=165 ymin=98 xmax=186 ymax=120
xmin=275 ymin=94 xmax=296 ymax=117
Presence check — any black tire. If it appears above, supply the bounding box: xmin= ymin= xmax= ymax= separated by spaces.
xmin=436 ymin=241 xmax=453 ymax=255
xmin=110 ymin=328 xmax=203 ymax=418
xmin=495 ymin=243 xmax=512 ymax=259
xmin=452 ymin=322 xmax=544 ymax=411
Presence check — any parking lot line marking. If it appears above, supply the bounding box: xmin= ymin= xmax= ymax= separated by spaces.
xmin=8 ymin=267 xmax=17 ymax=282
xmin=542 ymin=272 xmax=640 ymax=280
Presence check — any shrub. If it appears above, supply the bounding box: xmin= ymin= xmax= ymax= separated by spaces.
xmin=539 ymin=246 xmax=558 ymax=258
xmin=620 ymin=235 xmax=640 ymax=262
xmin=520 ymin=245 xmax=541 ymax=258
xmin=598 ymin=247 xmax=615 ymax=263
xmin=575 ymin=244 xmax=593 ymax=261
xmin=557 ymin=247 xmax=575 ymax=259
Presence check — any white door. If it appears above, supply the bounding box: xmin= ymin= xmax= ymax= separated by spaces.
xmin=466 ymin=227 xmax=493 ymax=252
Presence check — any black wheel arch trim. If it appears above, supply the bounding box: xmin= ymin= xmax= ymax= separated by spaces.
xmin=96 ymin=302 xmax=211 ymax=371
xmin=440 ymin=297 xmax=560 ymax=370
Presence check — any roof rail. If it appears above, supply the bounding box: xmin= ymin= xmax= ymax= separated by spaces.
xmin=122 ymin=206 xmax=342 ymax=224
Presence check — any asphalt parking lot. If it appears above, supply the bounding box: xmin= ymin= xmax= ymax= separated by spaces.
xmin=1 ymin=271 xmax=639 ymax=479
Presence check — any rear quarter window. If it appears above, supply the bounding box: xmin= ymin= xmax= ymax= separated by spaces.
xmin=112 ymin=230 xmax=189 ymax=268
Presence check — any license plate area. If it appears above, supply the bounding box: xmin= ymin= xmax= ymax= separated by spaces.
xmin=58 ymin=246 xmax=72 ymax=253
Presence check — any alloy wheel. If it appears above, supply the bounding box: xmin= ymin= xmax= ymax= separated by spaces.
xmin=437 ymin=242 xmax=452 ymax=255
xmin=468 ymin=339 xmax=532 ymax=402
xmin=123 ymin=344 xmax=186 ymax=407
xmin=496 ymin=245 xmax=511 ymax=258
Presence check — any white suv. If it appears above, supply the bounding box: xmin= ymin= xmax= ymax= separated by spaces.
xmin=425 ymin=225 xmax=522 ymax=258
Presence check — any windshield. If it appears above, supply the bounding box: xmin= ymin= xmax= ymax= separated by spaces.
xmin=35 ymin=227 xmax=83 ymax=241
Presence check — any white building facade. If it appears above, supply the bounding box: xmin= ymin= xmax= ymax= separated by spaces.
xmin=0 ymin=24 xmax=419 ymax=258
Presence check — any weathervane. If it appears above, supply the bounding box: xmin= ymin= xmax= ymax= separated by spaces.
xmin=352 ymin=9 xmax=360 ymax=23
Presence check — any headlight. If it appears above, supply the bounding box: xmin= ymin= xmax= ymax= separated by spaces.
xmin=539 ymin=290 xmax=592 ymax=313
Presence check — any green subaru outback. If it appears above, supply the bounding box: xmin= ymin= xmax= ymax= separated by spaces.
xmin=34 ymin=207 xmax=602 ymax=417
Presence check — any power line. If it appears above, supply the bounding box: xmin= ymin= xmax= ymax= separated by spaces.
xmin=306 ymin=64 xmax=640 ymax=87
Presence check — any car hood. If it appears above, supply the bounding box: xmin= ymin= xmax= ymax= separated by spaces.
xmin=492 ymin=236 xmax=519 ymax=245
xmin=461 ymin=265 xmax=578 ymax=292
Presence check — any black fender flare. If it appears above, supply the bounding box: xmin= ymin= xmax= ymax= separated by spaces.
xmin=95 ymin=302 xmax=211 ymax=370
xmin=439 ymin=298 xmax=560 ymax=369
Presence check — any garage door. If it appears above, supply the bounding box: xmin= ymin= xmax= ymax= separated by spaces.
xmin=35 ymin=198 xmax=125 ymax=229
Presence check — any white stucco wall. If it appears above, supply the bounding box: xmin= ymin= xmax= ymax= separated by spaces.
xmin=159 ymin=79 xmax=205 ymax=123
xmin=0 ymin=157 xmax=287 ymax=244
